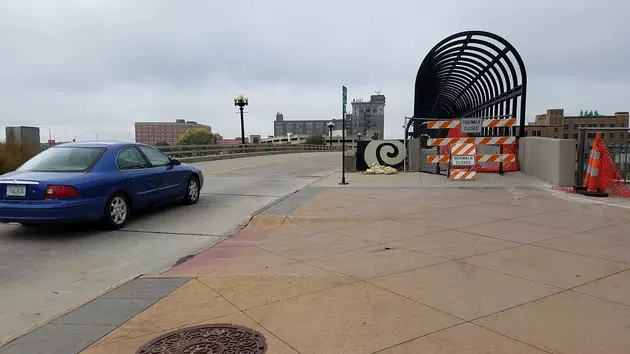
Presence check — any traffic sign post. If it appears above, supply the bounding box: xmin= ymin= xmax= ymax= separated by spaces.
xmin=340 ymin=85 xmax=348 ymax=185
xmin=451 ymin=155 xmax=475 ymax=166
xmin=460 ymin=117 xmax=482 ymax=134
xmin=449 ymin=143 xmax=477 ymax=181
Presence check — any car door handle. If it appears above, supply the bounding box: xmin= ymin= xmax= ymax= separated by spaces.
xmin=128 ymin=177 xmax=136 ymax=182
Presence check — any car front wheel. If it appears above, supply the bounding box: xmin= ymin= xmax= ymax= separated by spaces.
xmin=183 ymin=176 xmax=200 ymax=205
xmin=103 ymin=193 xmax=129 ymax=229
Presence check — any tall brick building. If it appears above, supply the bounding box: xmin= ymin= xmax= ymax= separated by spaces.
xmin=273 ymin=93 xmax=386 ymax=140
xmin=134 ymin=119 xmax=211 ymax=146
xmin=525 ymin=109 xmax=629 ymax=148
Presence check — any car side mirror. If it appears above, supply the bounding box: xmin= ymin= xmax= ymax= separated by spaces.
xmin=170 ymin=159 xmax=181 ymax=166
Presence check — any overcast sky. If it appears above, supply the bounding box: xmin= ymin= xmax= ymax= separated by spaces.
xmin=1 ymin=0 xmax=629 ymax=142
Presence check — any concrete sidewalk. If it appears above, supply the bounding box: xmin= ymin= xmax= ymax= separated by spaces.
xmin=5 ymin=172 xmax=630 ymax=353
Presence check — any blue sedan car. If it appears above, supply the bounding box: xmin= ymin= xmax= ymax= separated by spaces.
xmin=0 ymin=142 xmax=203 ymax=229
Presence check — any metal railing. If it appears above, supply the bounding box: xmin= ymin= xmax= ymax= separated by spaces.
xmin=576 ymin=127 xmax=630 ymax=185
xmin=156 ymin=144 xmax=339 ymax=159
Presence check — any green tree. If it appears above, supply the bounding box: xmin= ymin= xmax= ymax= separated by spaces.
xmin=155 ymin=141 xmax=169 ymax=146
xmin=176 ymin=128 xmax=223 ymax=145
xmin=305 ymin=135 xmax=325 ymax=145
xmin=0 ymin=142 xmax=37 ymax=174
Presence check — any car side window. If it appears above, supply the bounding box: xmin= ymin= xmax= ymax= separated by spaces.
xmin=117 ymin=147 xmax=149 ymax=170
xmin=138 ymin=146 xmax=171 ymax=167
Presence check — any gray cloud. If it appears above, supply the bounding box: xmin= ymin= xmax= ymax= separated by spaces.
xmin=1 ymin=0 xmax=629 ymax=142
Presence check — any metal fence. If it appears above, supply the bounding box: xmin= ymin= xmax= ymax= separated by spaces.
xmin=156 ymin=144 xmax=339 ymax=159
xmin=576 ymin=127 xmax=630 ymax=185
xmin=404 ymin=116 xmax=516 ymax=174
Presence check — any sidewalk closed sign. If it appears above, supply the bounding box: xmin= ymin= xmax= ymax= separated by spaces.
xmin=461 ymin=118 xmax=482 ymax=134
xmin=452 ymin=155 xmax=475 ymax=166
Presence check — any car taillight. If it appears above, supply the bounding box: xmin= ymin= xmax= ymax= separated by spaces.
xmin=45 ymin=185 xmax=79 ymax=199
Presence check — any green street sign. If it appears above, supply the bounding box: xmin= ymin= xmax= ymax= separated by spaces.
xmin=342 ymin=85 xmax=347 ymax=106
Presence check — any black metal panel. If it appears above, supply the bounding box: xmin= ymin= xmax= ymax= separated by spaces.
xmin=409 ymin=31 xmax=527 ymax=138
xmin=356 ymin=140 xmax=405 ymax=171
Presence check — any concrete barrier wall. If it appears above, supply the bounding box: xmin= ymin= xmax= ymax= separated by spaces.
xmin=518 ymin=137 xmax=576 ymax=186
xmin=179 ymin=150 xmax=335 ymax=163
xmin=407 ymin=139 xmax=422 ymax=171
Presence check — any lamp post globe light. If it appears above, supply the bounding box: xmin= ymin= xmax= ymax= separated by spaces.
xmin=327 ymin=121 xmax=336 ymax=147
xmin=234 ymin=94 xmax=249 ymax=144
xmin=357 ymin=132 xmax=362 ymax=140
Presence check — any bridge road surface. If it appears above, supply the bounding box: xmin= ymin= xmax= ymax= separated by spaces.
xmin=0 ymin=152 xmax=339 ymax=345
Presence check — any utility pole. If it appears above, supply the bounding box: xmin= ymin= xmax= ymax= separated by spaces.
xmin=41 ymin=127 xmax=52 ymax=142
xmin=234 ymin=95 xmax=249 ymax=145
xmin=327 ymin=121 xmax=336 ymax=148
xmin=340 ymin=86 xmax=348 ymax=185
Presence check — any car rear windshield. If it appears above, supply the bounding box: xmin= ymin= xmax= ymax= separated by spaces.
xmin=17 ymin=147 xmax=106 ymax=172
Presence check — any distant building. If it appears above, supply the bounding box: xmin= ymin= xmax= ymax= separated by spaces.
xmin=250 ymin=135 xmax=261 ymax=144
xmin=5 ymin=126 xmax=40 ymax=152
xmin=262 ymin=134 xmax=360 ymax=149
xmin=272 ymin=92 xmax=386 ymax=139
xmin=233 ymin=137 xmax=250 ymax=143
xmin=525 ymin=108 xmax=629 ymax=148
xmin=348 ymin=93 xmax=386 ymax=140
xmin=217 ymin=139 xmax=242 ymax=145
xmin=273 ymin=113 xmax=348 ymax=137
xmin=135 ymin=119 xmax=211 ymax=146
xmin=263 ymin=134 xmax=309 ymax=145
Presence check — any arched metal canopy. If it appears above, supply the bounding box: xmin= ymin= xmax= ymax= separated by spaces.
xmin=409 ymin=30 xmax=527 ymax=138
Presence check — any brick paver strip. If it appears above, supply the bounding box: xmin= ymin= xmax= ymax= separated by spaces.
xmin=0 ymin=278 xmax=191 ymax=354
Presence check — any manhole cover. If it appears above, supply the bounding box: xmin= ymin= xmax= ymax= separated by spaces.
xmin=136 ymin=324 xmax=267 ymax=354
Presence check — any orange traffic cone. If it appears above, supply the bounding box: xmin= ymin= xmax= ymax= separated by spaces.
xmin=577 ymin=134 xmax=608 ymax=197
xmin=576 ymin=146 xmax=595 ymax=191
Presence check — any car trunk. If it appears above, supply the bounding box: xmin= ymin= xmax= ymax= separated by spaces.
xmin=0 ymin=172 xmax=84 ymax=201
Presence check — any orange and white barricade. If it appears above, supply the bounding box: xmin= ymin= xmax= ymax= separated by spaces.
xmin=428 ymin=118 xmax=516 ymax=130
xmin=425 ymin=117 xmax=518 ymax=176
xmin=449 ymin=143 xmax=476 ymax=181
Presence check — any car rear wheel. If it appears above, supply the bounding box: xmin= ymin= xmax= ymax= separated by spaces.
xmin=183 ymin=176 xmax=200 ymax=205
xmin=103 ymin=193 xmax=129 ymax=229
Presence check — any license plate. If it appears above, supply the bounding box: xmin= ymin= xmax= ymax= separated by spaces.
xmin=6 ymin=185 xmax=27 ymax=197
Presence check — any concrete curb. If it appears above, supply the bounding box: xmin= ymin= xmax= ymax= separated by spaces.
xmin=0 ymin=274 xmax=140 ymax=347
xmin=0 ymin=192 xmax=298 ymax=347
xmin=155 ymin=170 xmax=337 ymax=275
xmin=0 ymin=160 xmax=337 ymax=349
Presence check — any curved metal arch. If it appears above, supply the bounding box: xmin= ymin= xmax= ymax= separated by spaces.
xmin=438 ymin=69 xmax=493 ymax=111
xmin=436 ymin=66 xmax=491 ymax=100
xmin=434 ymin=39 xmax=517 ymax=89
xmin=434 ymin=46 xmax=511 ymax=115
xmin=436 ymin=73 xmax=485 ymax=109
xmin=435 ymin=59 xmax=498 ymax=112
xmin=410 ymin=30 xmax=527 ymax=138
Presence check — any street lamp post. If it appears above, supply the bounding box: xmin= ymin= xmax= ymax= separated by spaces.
xmin=234 ymin=94 xmax=249 ymax=145
xmin=327 ymin=122 xmax=336 ymax=147
xmin=90 ymin=131 xmax=99 ymax=140
xmin=41 ymin=127 xmax=52 ymax=143
xmin=357 ymin=133 xmax=362 ymax=140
